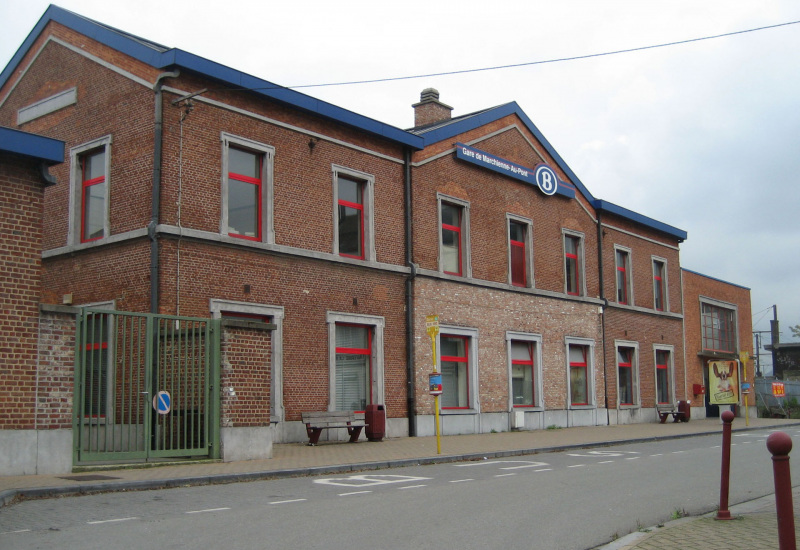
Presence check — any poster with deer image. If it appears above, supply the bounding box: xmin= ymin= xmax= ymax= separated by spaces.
xmin=708 ymin=360 xmax=740 ymax=405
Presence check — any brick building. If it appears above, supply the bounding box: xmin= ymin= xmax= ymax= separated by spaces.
xmin=0 ymin=6 xmax=754 ymax=470
xmin=682 ymin=269 xmax=754 ymax=417
xmin=0 ymin=126 xmax=65 ymax=474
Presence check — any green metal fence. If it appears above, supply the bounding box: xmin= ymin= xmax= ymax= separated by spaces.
xmin=73 ymin=309 xmax=220 ymax=463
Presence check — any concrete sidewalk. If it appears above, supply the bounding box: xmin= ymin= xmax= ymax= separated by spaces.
xmin=2 ymin=417 xmax=799 ymax=549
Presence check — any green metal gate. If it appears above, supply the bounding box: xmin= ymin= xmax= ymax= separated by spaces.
xmin=73 ymin=308 xmax=220 ymax=463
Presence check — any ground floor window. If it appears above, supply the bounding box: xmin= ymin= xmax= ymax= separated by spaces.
xmin=506 ymin=332 xmax=542 ymax=409
xmin=616 ymin=342 xmax=639 ymax=407
xmin=440 ymin=335 xmax=469 ymax=409
xmin=334 ymin=323 xmax=372 ymax=411
xmin=327 ymin=312 xmax=385 ymax=412
xmin=655 ymin=347 xmax=673 ymax=404
xmin=566 ymin=337 xmax=595 ymax=408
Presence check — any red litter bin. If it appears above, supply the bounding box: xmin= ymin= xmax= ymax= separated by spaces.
xmin=365 ymin=404 xmax=386 ymax=441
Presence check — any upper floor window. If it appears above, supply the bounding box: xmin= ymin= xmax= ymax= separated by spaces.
xmin=438 ymin=195 xmax=470 ymax=277
xmin=653 ymin=258 xmax=667 ymax=311
xmin=221 ymin=133 xmax=274 ymax=244
xmin=508 ymin=215 xmax=533 ymax=288
xmin=227 ymin=147 xmax=262 ymax=240
xmin=333 ymin=166 xmax=374 ymax=261
xmin=80 ymin=149 xmax=107 ymax=242
xmin=564 ymin=231 xmax=584 ymax=296
xmin=69 ymin=135 xmax=111 ymax=245
xmin=701 ymin=302 xmax=737 ymax=353
xmin=615 ymin=248 xmax=632 ymax=305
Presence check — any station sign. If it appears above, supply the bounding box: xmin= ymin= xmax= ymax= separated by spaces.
xmin=455 ymin=143 xmax=575 ymax=199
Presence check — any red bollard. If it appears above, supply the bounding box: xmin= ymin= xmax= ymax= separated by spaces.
xmin=716 ymin=410 xmax=735 ymax=520
xmin=767 ymin=432 xmax=796 ymax=550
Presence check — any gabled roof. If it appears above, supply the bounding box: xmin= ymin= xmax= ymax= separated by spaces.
xmin=0 ymin=126 xmax=64 ymax=164
xmin=411 ymin=102 xmax=688 ymax=242
xmin=0 ymin=5 xmax=423 ymax=150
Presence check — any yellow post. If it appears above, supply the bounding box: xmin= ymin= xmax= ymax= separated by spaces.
xmin=739 ymin=352 xmax=750 ymax=427
xmin=426 ymin=315 xmax=441 ymax=455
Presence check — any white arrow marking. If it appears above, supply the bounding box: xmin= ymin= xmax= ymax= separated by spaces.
xmin=314 ymin=474 xmax=431 ymax=487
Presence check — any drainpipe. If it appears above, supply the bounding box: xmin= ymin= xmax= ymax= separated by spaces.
xmin=404 ymin=147 xmax=417 ymax=436
xmin=149 ymin=70 xmax=180 ymax=314
xmin=597 ymin=210 xmax=610 ymax=423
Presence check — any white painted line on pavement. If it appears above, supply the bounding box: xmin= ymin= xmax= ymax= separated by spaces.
xmin=2 ymin=529 xmax=32 ymax=534
xmin=495 ymin=473 xmax=516 ymax=477
xmin=186 ymin=507 xmax=231 ymax=514
xmin=450 ymin=479 xmax=474 ymax=483
xmin=650 ymin=453 xmax=663 ymax=456
xmin=533 ymin=468 xmax=553 ymax=472
xmin=568 ymin=464 xmax=586 ymax=468
xmin=625 ymin=457 xmax=640 ymax=460
xmin=87 ymin=517 xmax=138 ymax=525
xmin=270 ymin=499 xmax=307 ymax=505
xmin=598 ymin=460 xmax=614 ymax=464
xmin=339 ymin=491 xmax=372 ymax=496
xmin=399 ymin=485 xmax=427 ymax=490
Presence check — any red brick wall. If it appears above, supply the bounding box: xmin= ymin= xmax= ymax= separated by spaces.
xmin=221 ymin=326 xmax=271 ymax=427
xmin=35 ymin=308 xmax=76 ymax=429
xmin=0 ymin=153 xmax=46 ymax=429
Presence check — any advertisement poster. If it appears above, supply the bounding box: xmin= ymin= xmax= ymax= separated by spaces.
xmin=709 ymin=360 xmax=739 ymax=405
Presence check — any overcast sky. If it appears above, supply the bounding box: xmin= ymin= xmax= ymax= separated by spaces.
xmin=2 ymin=1 xmax=799 ymax=361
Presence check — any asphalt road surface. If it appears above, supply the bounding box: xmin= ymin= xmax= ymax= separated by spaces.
xmin=2 ymin=428 xmax=800 ymax=550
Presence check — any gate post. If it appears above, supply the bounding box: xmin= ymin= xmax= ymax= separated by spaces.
xmin=767 ymin=432 xmax=796 ymax=550
xmin=715 ymin=410 xmax=735 ymax=520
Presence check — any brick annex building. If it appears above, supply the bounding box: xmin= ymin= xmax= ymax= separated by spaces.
xmin=0 ymin=6 xmax=753 ymax=473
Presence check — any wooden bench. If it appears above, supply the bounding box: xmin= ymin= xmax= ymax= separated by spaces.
xmin=302 ymin=411 xmax=366 ymax=445
xmin=657 ymin=402 xmax=690 ymax=424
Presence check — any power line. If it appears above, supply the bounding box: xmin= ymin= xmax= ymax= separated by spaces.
xmin=282 ymin=19 xmax=800 ymax=90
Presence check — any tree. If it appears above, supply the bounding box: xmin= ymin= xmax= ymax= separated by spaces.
xmin=791 ymin=325 xmax=800 ymax=339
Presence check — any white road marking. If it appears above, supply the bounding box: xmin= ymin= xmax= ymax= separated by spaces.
xmin=186 ymin=507 xmax=231 ymax=514
xmin=495 ymin=473 xmax=516 ymax=477
xmin=568 ymin=464 xmax=586 ymax=468
xmin=456 ymin=460 xmax=550 ymax=470
xmin=598 ymin=460 xmax=614 ymax=464
xmin=315 ymin=474 xmax=431 ymax=487
xmin=625 ymin=457 xmax=640 ymax=460
xmin=533 ymin=468 xmax=553 ymax=472
xmin=568 ymin=450 xmax=639 ymax=458
xmin=87 ymin=517 xmax=138 ymax=525
xmin=450 ymin=479 xmax=474 ymax=483
xmin=339 ymin=491 xmax=372 ymax=496
xmin=270 ymin=499 xmax=307 ymax=505
xmin=2 ymin=529 xmax=32 ymax=534
xmin=399 ymin=485 xmax=427 ymax=490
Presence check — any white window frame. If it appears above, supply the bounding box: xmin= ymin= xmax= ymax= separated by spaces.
xmin=699 ymin=297 xmax=739 ymax=354
xmin=562 ymin=229 xmax=586 ymax=296
xmin=506 ymin=331 xmax=543 ymax=410
xmin=68 ymin=135 xmax=112 ymax=245
xmin=565 ymin=336 xmax=595 ymax=409
xmin=506 ymin=214 xmax=534 ymax=288
xmin=652 ymin=256 xmax=669 ymax=312
xmin=437 ymin=325 xmax=479 ymax=413
xmin=614 ymin=245 xmax=633 ymax=305
xmin=326 ymin=312 xmax=385 ymax=411
xmin=615 ymin=340 xmax=640 ymax=409
xmin=653 ymin=344 xmax=676 ymax=406
xmin=331 ymin=165 xmax=375 ymax=262
xmin=220 ymin=132 xmax=275 ymax=244
xmin=437 ymin=193 xmax=472 ymax=278
xmin=210 ymin=299 xmax=284 ymax=422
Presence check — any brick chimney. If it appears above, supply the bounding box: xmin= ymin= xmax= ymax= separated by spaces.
xmin=412 ymin=88 xmax=452 ymax=127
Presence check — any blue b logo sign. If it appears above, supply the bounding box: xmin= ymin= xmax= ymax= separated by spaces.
xmin=535 ymin=165 xmax=558 ymax=196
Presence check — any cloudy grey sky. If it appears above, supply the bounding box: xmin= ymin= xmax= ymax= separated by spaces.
xmin=3 ymin=1 xmax=799 ymax=361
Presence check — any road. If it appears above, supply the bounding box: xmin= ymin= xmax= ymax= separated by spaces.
xmin=2 ymin=428 xmax=799 ymax=550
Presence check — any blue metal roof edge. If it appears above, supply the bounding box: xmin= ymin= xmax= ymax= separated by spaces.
xmin=420 ymin=103 xmax=687 ymax=242
xmin=1 ymin=5 xmax=423 ymax=150
xmin=419 ymin=102 xmax=596 ymax=201
xmin=0 ymin=126 xmax=64 ymax=164
xmin=681 ymin=268 xmax=750 ymax=291
xmin=594 ymin=199 xmax=687 ymax=241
